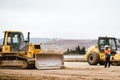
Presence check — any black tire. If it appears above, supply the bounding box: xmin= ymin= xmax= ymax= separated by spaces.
xmin=87 ymin=52 xmax=100 ymax=65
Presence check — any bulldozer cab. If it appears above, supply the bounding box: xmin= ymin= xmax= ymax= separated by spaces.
xmin=3 ymin=31 xmax=26 ymax=52
xmin=98 ymin=37 xmax=117 ymax=53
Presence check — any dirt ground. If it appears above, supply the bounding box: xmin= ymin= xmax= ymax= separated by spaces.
xmin=0 ymin=62 xmax=120 ymax=80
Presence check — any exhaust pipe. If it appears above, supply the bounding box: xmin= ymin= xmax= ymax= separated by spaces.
xmin=27 ymin=32 xmax=30 ymax=43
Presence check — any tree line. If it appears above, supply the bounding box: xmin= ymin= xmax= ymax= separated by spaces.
xmin=64 ymin=45 xmax=86 ymax=55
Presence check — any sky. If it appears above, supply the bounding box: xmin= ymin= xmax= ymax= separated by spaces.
xmin=0 ymin=0 xmax=120 ymax=39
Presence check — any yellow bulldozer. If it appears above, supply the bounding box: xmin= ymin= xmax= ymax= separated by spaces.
xmin=85 ymin=37 xmax=120 ymax=65
xmin=0 ymin=31 xmax=64 ymax=69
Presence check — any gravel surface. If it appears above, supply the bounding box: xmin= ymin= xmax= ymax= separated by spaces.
xmin=0 ymin=62 xmax=120 ymax=80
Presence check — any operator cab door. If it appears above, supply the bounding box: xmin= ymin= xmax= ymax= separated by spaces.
xmin=7 ymin=32 xmax=24 ymax=52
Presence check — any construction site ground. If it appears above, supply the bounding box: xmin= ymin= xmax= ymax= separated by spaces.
xmin=0 ymin=55 xmax=119 ymax=80
xmin=0 ymin=62 xmax=120 ymax=80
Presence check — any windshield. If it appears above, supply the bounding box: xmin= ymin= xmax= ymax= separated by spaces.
xmin=109 ymin=39 xmax=116 ymax=50
xmin=98 ymin=37 xmax=117 ymax=52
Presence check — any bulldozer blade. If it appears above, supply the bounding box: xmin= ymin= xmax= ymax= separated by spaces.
xmin=35 ymin=53 xmax=64 ymax=69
